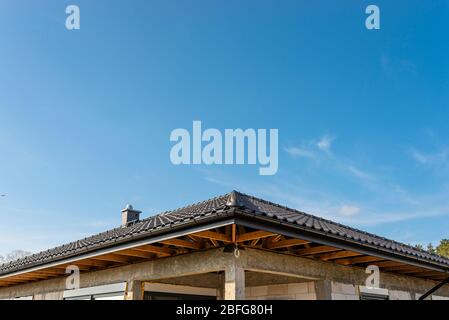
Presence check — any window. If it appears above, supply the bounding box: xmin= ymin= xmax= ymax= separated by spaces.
xmin=359 ymin=286 xmax=389 ymax=300
xmin=63 ymin=282 xmax=126 ymax=300
xmin=360 ymin=292 xmax=389 ymax=300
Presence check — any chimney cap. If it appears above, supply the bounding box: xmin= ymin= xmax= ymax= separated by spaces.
xmin=121 ymin=204 xmax=141 ymax=213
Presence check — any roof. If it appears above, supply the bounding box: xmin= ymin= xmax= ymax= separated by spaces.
xmin=1 ymin=190 xmax=449 ymax=276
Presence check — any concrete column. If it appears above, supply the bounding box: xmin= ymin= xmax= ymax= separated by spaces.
xmin=224 ymin=265 xmax=245 ymax=300
xmin=217 ymin=272 xmax=225 ymax=300
xmin=315 ymin=280 xmax=332 ymax=300
xmin=125 ymin=280 xmax=143 ymax=300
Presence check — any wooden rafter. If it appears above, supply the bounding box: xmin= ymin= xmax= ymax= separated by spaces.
xmin=335 ymin=255 xmax=385 ymax=266
xmin=134 ymin=244 xmax=174 ymax=256
xmin=115 ymin=249 xmax=155 ymax=259
xmin=237 ymin=231 xmax=275 ymax=242
xmin=70 ymin=259 xmax=112 ymax=268
xmin=265 ymin=238 xmax=310 ymax=250
xmin=319 ymin=251 xmax=363 ymax=261
xmin=160 ymin=238 xmax=201 ymax=250
xmin=187 ymin=234 xmax=206 ymax=245
xmin=394 ymin=267 xmax=431 ymax=274
xmin=297 ymin=246 xmax=341 ymax=256
xmin=28 ymin=272 xmax=61 ymax=278
xmin=409 ymin=271 xmax=447 ymax=277
xmin=192 ymin=230 xmax=232 ymax=243
xmin=0 ymin=279 xmax=25 ymax=285
xmin=91 ymin=254 xmax=131 ymax=264
xmin=28 ymin=268 xmax=66 ymax=276
xmin=264 ymin=235 xmax=283 ymax=247
xmin=374 ymin=261 xmax=405 ymax=268
xmin=9 ymin=274 xmax=48 ymax=281
xmin=382 ymin=265 xmax=421 ymax=273
xmin=54 ymin=264 xmax=92 ymax=271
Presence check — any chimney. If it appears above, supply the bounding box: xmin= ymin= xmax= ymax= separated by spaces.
xmin=121 ymin=204 xmax=141 ymax=227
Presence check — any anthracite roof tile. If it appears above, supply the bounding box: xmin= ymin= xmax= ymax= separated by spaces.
xmin=1 ymin=191 xmax=448 ymax=276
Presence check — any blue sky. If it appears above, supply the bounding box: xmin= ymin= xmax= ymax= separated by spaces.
xmin=0 ymin=0 xmax=448 ymax=255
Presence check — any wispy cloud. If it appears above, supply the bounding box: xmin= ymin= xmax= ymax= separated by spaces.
xmin=284 ymin=134 xmax=334 ymax=160
xmin=316 ymin=135 xmax=334 ymax=153
xmin=345 ymin=165 xmax=375 ymax=181
xmin=339 ymin=205 xmax=360 ymax=217
xmin=203 ymin=169 xmax=449 ymax=232
xmin=410 ymin=148 xmax=449 ymax=166
xmin=204 ymin=133 xmax=449 ymax=240
xmin=284 ymin=147 xmax=315 ymax=158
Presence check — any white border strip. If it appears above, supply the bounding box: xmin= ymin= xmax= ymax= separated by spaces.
xmin=63 ymin=282 xmax=126 ymax=298
xmin=359 ymin=285 xmax=389 ymax=297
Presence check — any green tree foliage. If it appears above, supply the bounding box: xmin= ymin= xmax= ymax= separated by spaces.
xmin=415 ymin=240 xmax=449 ymax=258
xmin=436 ymin=239 xmax=449 ymax=258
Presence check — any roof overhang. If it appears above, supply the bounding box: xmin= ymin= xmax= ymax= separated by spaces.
xmin=1 ymin=210 xmax=449 ymax=288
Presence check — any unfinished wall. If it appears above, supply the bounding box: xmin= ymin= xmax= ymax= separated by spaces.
xmin=1 ymin=248 xmax=448 ymax=300
xmin=331 ymin=282 xmax=359 ymax=300
xmin=389 ymin=290 xmax=412 ymax=300
xmin=246 ymin=282 xmax=316 ymax=300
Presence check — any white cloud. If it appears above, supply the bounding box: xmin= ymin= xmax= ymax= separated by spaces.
xmin=346 ymin=165 xmax=374 ymax=181
xmin=410 ymin=148 xmax=449 ymax=166
xmin=284 ymin=147 xmax=314 ymax=158
xmin=316 ymin=135 xmax=334 ymax=152
xmin=285 ymin=134 xmax=335 ymax=160
xmin=339 ymin=205 xmax=361 ymax=217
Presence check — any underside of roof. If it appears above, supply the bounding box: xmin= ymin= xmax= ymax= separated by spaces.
xmin=1 ymin=191 xmax=448 ymax=283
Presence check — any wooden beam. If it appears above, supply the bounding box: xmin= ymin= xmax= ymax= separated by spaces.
xmin=382 ymin=265 xmax=422 ymax=273
xmin=192 ymin=230 xmax=232 ymax=242
xmin=54 ymin=264 xmax=92 ymax=271
xmin=336 ymin=256 xmax=385 ymax=266
xmin=187 ymin=234 xmax=205 ymax=246
xmin=30 ymin=271 xmax=63 ymax=278
xmin=134 ymin=244 xmax=174 ymax=256
xmin=29 ymin=269 xmax=66 ymax=276
xmin=115 ymin=249 xmax=155 ymax=259
xmin=428 ymin=275 xmax=449 ymax=281
xmin=237 ymin=231 xmax=275 ymax=242
xmin=265 ymin=238 xmax=310 ymax=250
xmin=408 ymin=271 xmax=447 ymax=277
xmin=264 ymin=235 xmax=283 ymax=248
xmin=91 ymin=254 xmax=131 ymax=264
xmin=250 ymin=238 xmax=260 ymax=246
xmin=0 ymin=279 xmax=24 ymax=285
xmin=209 ymin=239 xmax=219 ymax=247
xmin=397 ymin=267 xmax=432 ymax=275
xmin=232 ymin=224 xmax=237 ymax=243
xmin=160 ymin=238 xmax=201 ymax=250
xmin=9 ymin=274 xmax=48 ymax=281
xmin=72 ymin=259 xmax=112 ymax=268
xmin=319 ymin=251 xmax=363 ymax=261
xmin=51 ymin=260 xmax=110 ymax=270
xmin=296 ymin=246 xmax=341 ymax=256
xmin=374 ymin=261 xmax=406 ymax=268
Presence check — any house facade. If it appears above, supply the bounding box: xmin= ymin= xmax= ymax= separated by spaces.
xmin=0 ymin=191 xmax=448 ymax=300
